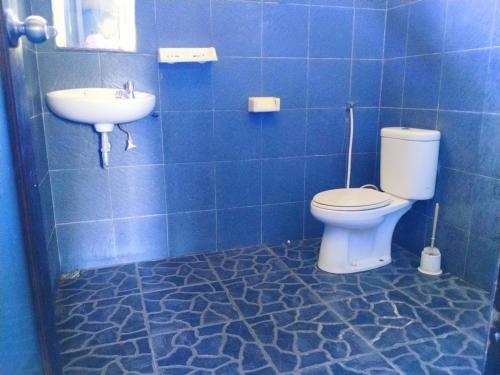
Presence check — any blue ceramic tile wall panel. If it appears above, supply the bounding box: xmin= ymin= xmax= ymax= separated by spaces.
xmin=212 ymin=0 xmax=261 ymax=57
xmin=381 ymin=58 xmax=405 ymax=107
xmin=439 ymin=50 xmax=489 ymax=112
xmin=57 ymin=221 xmax=115 ymax=272
xmin=406 ymin=0 xmax=445 ymax=56
xmin=356 ymin=0 xmax=387 ymax=9
xmin=401 ymin=109 xmax=437 ymax=129
xmin=168 ymin=211 xmax=216 ymax=256
xmin=262 ymin=59 xmax=307 ymax=109
xmin=212 ymin=58 xmax=261 ymax=110
xmin=215 ymin=160 xmax=261 ymax=209
xmin=470 ymin=176 xmax=500 ymax=242
xmin=384 ymin=6 xmax=409 ymax=58
xmin=156 ymin=0 xmax=212 ymax=48
xmin=479 ymin=115 xmax=500 ymax=179
xmin=393 ymin=209 xmax=428 ymax=254
xmin=352 ymin=109 xmax=379 ymax=153
xmin=435 ymin=168 xmax=474 ymax=231
xmin=47 ymin=234 xmax=60 ymax=290
xmin=37 ymin=52 xmax=101 ymax=110
xmin=484 ymin=49 xmax=500 ymax=113
xmin=308 ymin=60 xmax=350 ymax=108
xmin=135 ymin=0 xmax=157 ymax=54
xmin=263 ymin=3 xmax=308 ymax=57
xmin=109 ymin=165 xmax=166 ymax=218
xmin=444 ymin=0 xmax=495 ymax=51
xmin=351 ymin=60 xmax=383 ymax=107
xmin=160 ymin=63 xmax=212 ymax=111
xmin=23 ymin=48 xmax=42 ymax=117
xmin=304 ymin=200 xmax=324 ymax=238
xmin=165 ymin=163 xmax=215 ymax=213
xmin=262 ymin=202 xmax=304 ymax=244
xmin=305 ymin=155 xmax=346 ymax=199
xmin=353 ymin=9 xmax=386 ymax=58
xmin=310 ymin=0 xmax=353 ymax=6
xmin=108 ymin=115 xmax=164 ymax=167
xmin=29 ymin=116 xmax=48 ymax=183
xmin=163 ymin=111 xmax=214 ymax=163
xmin=100 ymin=53 xmax=159 ymax=111
xmin=436 ymin=111 xmax=481 ymax=173
xmin=44 ymin=114 xmax=100 ymax=170
xmin=350 ymin=153 xmax=376 ymax=187
xmin=379 ymin=108 xmax=402 ymax=127
xmin=403 ymin=55 xmax=441 ymax=109
xmin=217 ymin=207 xmax=261 ymax=250
xmin=262 ymin=157 xmax=305 ymax=204
xmin=261 ymin=110 xmax=306 ymax=158
xmin=465 ymin=235 xmax=500 ymax=292
xmin=39 ymin=176 xmax=55 ymax=246
xmin=431 ymin=223 xmax=468 ymax=277
xmin=309 ymin=6 xmax=353 ymax=58
xmin=214 ymin=111 xmax=261 ymax=161
xmin=114 ymin=216 xmax=168 ymax=261
xmin=306 ymin=108 xmax=347 ymax=156
xmin=51 ymin=169 xmax=112 ymax=224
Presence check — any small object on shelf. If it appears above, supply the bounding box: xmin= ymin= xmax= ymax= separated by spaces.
xmin=248 ymin=97 xmax=280 ymax=112
xmin=158 ymin=47 xmax=218 ymax=63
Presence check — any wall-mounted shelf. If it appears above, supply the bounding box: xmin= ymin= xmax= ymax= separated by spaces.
xmin=158 ymin=47 xmax=218 ymax=64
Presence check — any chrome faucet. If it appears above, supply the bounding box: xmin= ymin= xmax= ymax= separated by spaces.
xmin=115 ymin=80 xmax=135 ymax=99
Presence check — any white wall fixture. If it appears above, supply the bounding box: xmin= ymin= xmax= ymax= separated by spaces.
xmin=248 ymin=97 xmax=280 ymax=112
xmin=158 ymin=47 xmax=218 ymax=63
xmin=46 ymin=86 xmax=155 ymax=168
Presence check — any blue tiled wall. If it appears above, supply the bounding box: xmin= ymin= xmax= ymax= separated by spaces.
xmin=383 ymin=0 xmax=500 ymax=292
xmin=31 ymin=0 xmax=387 ymax=271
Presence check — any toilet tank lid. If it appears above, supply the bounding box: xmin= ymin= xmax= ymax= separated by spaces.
xmin=381 ymin=127 xmax=440 ymax=141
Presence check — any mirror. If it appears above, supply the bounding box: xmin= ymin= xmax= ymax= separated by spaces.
xmin=51 ymin=0 xmax=136 ymax=52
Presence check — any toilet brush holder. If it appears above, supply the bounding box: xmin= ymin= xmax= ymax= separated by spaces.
xmin=418 ymin=246 xmax=442 ymax=276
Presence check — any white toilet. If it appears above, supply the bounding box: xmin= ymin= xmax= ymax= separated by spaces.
xmin=310 ymin=127 xmax=441 ymax=274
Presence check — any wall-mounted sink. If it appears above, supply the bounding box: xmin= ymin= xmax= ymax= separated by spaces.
xmin=46 ymin=88 xmax=156 ymax=168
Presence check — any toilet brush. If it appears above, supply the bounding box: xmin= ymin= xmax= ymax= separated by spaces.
xmin=418 ymin=203 xmax=443 ymax=276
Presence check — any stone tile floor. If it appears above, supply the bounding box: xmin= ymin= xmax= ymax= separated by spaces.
xmin=54 ymin=239 xmax=491 ymax=374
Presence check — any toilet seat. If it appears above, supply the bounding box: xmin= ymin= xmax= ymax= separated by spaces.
xmin=312 ymin=188 xmax=392 ymax=211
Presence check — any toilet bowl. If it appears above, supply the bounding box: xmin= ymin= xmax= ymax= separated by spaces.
xmin=311 ymin=127 xmax=441 ymax=274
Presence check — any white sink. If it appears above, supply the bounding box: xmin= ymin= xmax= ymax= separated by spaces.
xmin=46 ymin=88 xmax=156 ymax=168
xmin=46 ymin=88 xmax=155 ymax=126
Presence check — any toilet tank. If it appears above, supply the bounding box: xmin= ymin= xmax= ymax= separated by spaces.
xmin=381 ymin=127 xmax=440 ymax=200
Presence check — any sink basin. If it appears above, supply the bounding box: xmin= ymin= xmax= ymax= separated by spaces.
xmin=46 ymin=88 xmax=156 ymax=125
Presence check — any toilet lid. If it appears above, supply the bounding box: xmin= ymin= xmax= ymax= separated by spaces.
xmin=313 ymin=188 xmax=392 ymax=211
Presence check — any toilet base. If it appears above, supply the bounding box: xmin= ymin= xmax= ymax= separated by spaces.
xmin=318 ymin=254 xmax=391 ymax=274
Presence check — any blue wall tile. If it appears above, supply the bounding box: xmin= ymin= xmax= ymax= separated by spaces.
xmin=163 ymin=111 xmax=214 ymax=163
xmin=57 ymin=221 xmax=115 ymax=272
xmin=216 ymin=160 xmax=261 ymax=209
xmin=262 ymin=202 xmax=304 ymax=245
xmin=114 ymin=216 xmax=168 ymax=261
xmin=217 ymin=207 xmax=261 ymax=250
xmin=51 ymin=169 xmax=112 ymax=224
xmin=406 ymin=0 xmax=445 ymax=56
xmin=160 ymin=64 xmax=212 ymax=111
xmin=309 ymin=6 xmax=353 ymax=58
xmin=165 ymin=163 xmax=215 ymax=213
xmin=470 ymin=176 xmax=500 ymax=242
xmin=263 ymin=3 xmax=309 ymax=57
xmin=135 ymin=0 xmax=157 ymax=54
xmin=351 ymin=153 xmax=376 ymax=187
xmin=465 ymin=235 xmax=500 ymax=292
xmin=262 ymin=59 xmax=307 ymax=109
xmin=39 ymin=176 xmax=55 ymax=247
xmin=212 ymin=58 xmax=261 ymax=110
xmin=394 ymin=209 xmax=428 ymax=254
xmin=436 ymin=111 xmax=481 ymax=173
xmin=439 ymin=50 xmax=489 ymax=112
xmin=308 ymin=60 xmax=350 ymax=108
xmin=212 ymin=0 xmax=262 ymax=57
xmin=262 ymin=158 xmax=305 ymax=204
xmin=109 ymin=165 xmax=166 ymax=218
xmin=168 ymin=211 xmax=216 ymax=256
xmin=381 ymin=59 xmax=405 ymax=107
xmin=401 ymin=109 xmax=437 ymax=129
xmin=444 ymin=0 xmax=495 ymax=51
xmin=304 ymin=200 xmax=324 ymax=238
xmin=156 ymin=0 xmax=212 ymax=47
xmin=478 ymin=114 xmax=500 ymax=179
xmin=306 ymin=109 xmax=346 ymax=156
xmin=353 ymin=109 xmax=379 ymax=153
xmin=261 ymin=110 xmax=306 ymax=158
xmin=432 ymin=223 xmax=468 ymax=277
xmin=483 ymin=49 xmax=500 ymax=113
xmin=305 ymin=155 xmax=346 ymax=199
xmin=214 ymin=111 xmax=261 ymax=161
xmin=353 ymin=9 xmax=386 ymax=58
xmin=384 ymin=6 xmax=409 ymax=58
xmin=403 ymin=55 xmax=441 ymax=109
xmin=351 ymin=60 xmax=383 ymax=107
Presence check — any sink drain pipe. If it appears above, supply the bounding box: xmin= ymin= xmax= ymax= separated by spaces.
xmin=100 ymin=132 xmax=111 ymax=168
